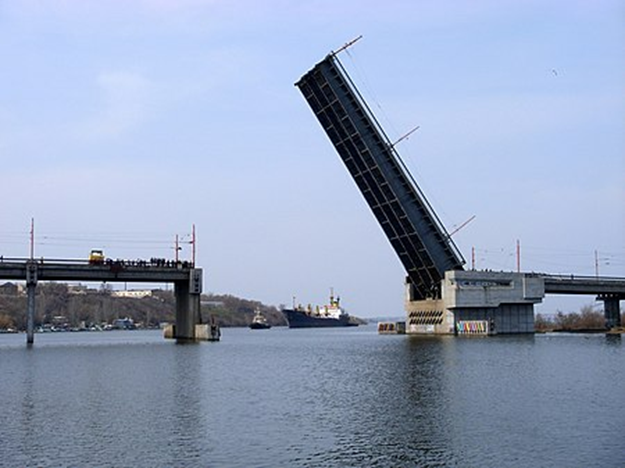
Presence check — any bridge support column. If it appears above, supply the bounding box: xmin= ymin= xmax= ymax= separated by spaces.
xmin=600 ymin=295 xmax=621 ymax=329
xmin=174 ymin=282 xmax=194 ymax=342
xmin=26 ymin=261 xmax=38 ymax=345
xmin=173 ymin=269 xmax=203 ymax=343
xmin=26 ymin=283 xmax=36 ymax=344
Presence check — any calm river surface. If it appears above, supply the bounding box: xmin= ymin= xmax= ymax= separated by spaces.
xmin=1 ymin=326 xmax=624 ymax=467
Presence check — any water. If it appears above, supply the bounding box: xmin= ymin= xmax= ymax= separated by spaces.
xmin=1 ymin=327 xmax=624 ymax=467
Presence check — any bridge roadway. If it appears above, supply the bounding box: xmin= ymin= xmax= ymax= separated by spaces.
xmin=540 ymin=273 xmax=625 ymax=297
xmin=0 ymin=257 xmax=194 ymax=283
xmin=0 ymin=257 xmax=203 ymax=344
xmin=541 ymin=273 xmax=625 ymax=329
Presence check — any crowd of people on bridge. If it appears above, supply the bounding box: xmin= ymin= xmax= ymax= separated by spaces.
xmin=104 ymin=258 xmax=194 ymax=269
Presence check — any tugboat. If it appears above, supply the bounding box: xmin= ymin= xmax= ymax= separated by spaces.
xmin=249 ymin=309 xmax=271 ymax=330
xmin=282 ymin=290 xmax=358 ymax=328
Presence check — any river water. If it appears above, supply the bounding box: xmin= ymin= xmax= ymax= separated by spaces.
xmin=1 ymin=326 xmax=623 ymax=467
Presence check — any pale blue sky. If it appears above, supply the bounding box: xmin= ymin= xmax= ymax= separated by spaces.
xmin=1 ymin=1 xmax=623 ymax=317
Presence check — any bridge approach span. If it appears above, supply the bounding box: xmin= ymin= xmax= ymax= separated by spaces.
xmin=541 ymin=274 xmax=625 ymax=296
xmin=0 ymin=258 xmax=194 ymax=284
xmin=0 ymin=258 xmax=203 ymax=344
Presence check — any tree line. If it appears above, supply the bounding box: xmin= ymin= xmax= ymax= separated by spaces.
xmin=535 ymin=304 xmax=623 ymax=332
xmin=2 ymin=282 xmax=619 ymax=332
xmin=0 ymin=282 xmax=286 ymax=330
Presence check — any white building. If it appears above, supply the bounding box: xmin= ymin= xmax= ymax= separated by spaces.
xmin=111 ymin=289 xmax=153 ymax=299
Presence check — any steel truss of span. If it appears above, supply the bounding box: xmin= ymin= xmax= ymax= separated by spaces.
xmin=296 ymin=54 xmax=464 ymax=300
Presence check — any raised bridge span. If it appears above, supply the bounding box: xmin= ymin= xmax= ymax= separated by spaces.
xmin=296 ymin=51 xmax=464 ymax=301
xmin=0 ymin=257 xmax=203 ymax=344
xmin=296 ymin=47 xmax=624 ymax=334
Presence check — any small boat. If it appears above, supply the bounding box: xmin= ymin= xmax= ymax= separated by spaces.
xmin=377 ymin=321 xmax=406 ymax=334
xmin=249 ymin=310 xmax=271 ymax=330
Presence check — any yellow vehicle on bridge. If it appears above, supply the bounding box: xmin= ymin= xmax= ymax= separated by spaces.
xmin=89 ymin=249 xmax=105 ymax=265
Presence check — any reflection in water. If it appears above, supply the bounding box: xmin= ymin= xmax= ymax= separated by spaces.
xmin=19 ymin=352 xmax=38 ymax=467
xmin=289 ymin=335 xmax=463 ymax=466
xmin=0 ymin=329 xmax=624 ymax=467
xmin=605 ymin=333 xmax=622 ymax=346
xmin=400 ymin=337 xmax=458 ymax=465
xmin=166 ymin=344 xmax=208 ymax=467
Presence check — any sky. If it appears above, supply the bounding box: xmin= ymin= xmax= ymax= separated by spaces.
xmin=1 ymin=0 xmax=623 ymax=318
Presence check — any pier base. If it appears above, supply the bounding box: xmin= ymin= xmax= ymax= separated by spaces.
xmin=453 ymin=303 xmax=534 ymax=334
xmin=26 ymin=261 xmax=38 ymax=345
xmin=406 ymin=299 xmax=453 ymax=334
xmin=601 ymin=295 xmax=622 ymax=329
xmin=163 ymin=323 xmax=220 ymax=342
xmin=174 ymin=282 xmax=199 ymax=342
xmin=172 ymin=269 xmax=207 ymax=342
xmin=26 ymin=283 xmax=36 ymax=344
xmin=405 ymin=271 xmax=541 ymax=335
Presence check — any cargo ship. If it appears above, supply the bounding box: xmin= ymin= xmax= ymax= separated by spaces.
xmin=282 ymin=292 xmax=358 ymax=328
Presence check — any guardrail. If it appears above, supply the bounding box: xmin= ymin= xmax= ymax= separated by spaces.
xmin=1 ymin=257 xmax=90 ymax=264
xmin=0 ymin=257 xmax=194 ymax=269
xmin=540 ymin=273 xmax=625 ymax=283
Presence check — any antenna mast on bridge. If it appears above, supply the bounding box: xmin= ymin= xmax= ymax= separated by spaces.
xmin=29 ymin=218 xmax=35 ymax=260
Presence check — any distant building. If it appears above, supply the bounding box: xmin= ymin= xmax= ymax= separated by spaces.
xmin=68 ymin=284 xmax=89 ymax=295
xmin=111 ymin=290 xmax=153 ymax=299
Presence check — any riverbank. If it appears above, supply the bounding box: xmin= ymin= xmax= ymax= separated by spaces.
xmin=536 ymin=327 xmax=624 ymax=334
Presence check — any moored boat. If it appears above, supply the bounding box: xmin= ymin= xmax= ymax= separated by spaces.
xmin=377 ymin=321 xmax=406 ymax=334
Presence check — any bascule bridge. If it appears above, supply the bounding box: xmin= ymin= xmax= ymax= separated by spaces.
xmin=295 ymin=45 xmax=624 ymax=334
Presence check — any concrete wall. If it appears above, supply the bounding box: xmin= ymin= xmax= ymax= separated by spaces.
xmin=453 ymin=303 xmax=534 ymax=334
xmin=405 ymin=298 xmax=455 ymax=334
xmin=405 ymin=270 xmax=542 ymax=335
xmin=443 ymin=270 xmax=544 ymax=309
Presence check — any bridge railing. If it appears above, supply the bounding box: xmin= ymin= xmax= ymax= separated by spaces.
xmin=0 ymin=257 xmax=193 ymax=269
xmin=1 ymin=257 xmax=90 ymax=264
xmin=539 ymin=273 xmax=625 ymax=283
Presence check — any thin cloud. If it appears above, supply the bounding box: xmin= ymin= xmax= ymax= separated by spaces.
xmin=83 ymin=71 xmax=156 ymax=138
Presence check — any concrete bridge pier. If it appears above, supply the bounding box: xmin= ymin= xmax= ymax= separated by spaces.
xmin=173 ymin=269 xmax=203 ymax=343
xmin=600 ymin=294 xmax=622 ymax=329
xmin=26 ymin=261 xmax=38 ymax=345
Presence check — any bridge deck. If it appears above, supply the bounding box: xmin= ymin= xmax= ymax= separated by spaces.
xmin=541 ymin=274 xmax=625 ymax=297
xmin=0 ymin=258 xmax=193 ymax=283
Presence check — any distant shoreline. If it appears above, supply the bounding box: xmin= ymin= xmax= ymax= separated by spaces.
xmin=536 ymin=327 xmax=624 ymax=334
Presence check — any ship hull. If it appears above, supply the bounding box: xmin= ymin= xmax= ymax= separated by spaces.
xmin=282 ymin=309 xmax=358 ymax=328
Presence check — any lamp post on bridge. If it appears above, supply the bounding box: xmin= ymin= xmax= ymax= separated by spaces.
xmin=175 ymin=235 xmax=181 ymax=263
